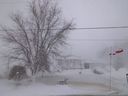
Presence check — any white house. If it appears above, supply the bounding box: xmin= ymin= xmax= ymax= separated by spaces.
xmin=57 ymin=56 xmax=83 ymax=70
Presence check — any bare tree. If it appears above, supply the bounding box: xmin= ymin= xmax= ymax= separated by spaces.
xmin=1 ymin=0 xmax=73 ymax=75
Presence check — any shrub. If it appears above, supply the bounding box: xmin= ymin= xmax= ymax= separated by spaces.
xmin=9 ymin=65 xmax=27 ymax=80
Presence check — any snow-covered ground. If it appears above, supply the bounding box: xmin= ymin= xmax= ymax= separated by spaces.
xmin=0 ymin=67 xmax=128 ymax=96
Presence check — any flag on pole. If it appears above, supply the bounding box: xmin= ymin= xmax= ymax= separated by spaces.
xmin=115 ymin=49 xmax=123 ymax=53
xmin=109 ymin=49 xmax=123 ymax=55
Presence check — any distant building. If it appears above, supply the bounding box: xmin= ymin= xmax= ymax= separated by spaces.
xmin=89 ymin=63 xmax=107 ymax=69
xmin=57 ymin=56 xmax=83 ymax=70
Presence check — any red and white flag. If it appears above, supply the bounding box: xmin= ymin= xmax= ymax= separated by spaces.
xmin=109 ymin=49 xmax=123 ymax=55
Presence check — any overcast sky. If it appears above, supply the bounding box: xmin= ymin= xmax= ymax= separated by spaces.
xmin=0 ymin=0 xmax=128 ymax=63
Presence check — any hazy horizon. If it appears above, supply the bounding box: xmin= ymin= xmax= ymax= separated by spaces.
xmin=0 ymin=0 xmax=128 ymax=63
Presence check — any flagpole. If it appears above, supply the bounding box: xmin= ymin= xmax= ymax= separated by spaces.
xmin=109 ymin=47 xmax=112 ymax=91
xmin=109 ymin=48 xmax=123 ymax=91
xmin=109 ymin=52 xmax=112 ymax=91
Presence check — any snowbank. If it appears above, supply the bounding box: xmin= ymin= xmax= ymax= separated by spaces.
xmin=0 ymin=67 xmax=127 ymax=95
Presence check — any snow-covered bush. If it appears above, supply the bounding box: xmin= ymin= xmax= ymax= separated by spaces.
xmin=93 ymin=67 xmax=104 ymax=75
xmin=9 ymin=65 xmax=27 ymax=80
